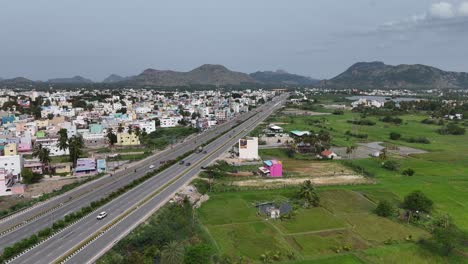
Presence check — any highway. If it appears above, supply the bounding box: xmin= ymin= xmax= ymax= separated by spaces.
xmin=0 ymin=94 xmax=285 ymax=251
xmin=7 ymin=94 xmax=287 ymax=264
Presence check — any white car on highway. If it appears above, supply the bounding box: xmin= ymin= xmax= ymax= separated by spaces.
xmin=149 ymin=165 xmax=155 ymax=169
xmin=97 ymin=211 xmax=107 ymax=220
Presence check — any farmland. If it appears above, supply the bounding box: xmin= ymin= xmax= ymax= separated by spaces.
xmin=196 ymin=104 xmax=468 ymax=263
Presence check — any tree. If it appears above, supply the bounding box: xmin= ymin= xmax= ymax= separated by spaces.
xmin=134 ymin=126 xmax=141 ymax=137
xmin=402 ymin=168 xmax=415 ymax=176
xmin=432 ymin=225 xmax=461 ymax=255
xmin=403 ymin=191 xmax=433 ymax=213
xmin=57 ymin=128 xmax=69 ymax=151
xmin=184 ymin=244 xmax=211 ymax=264
xmin=106 ymin=128 xmax=117 ymax=147
xmin=381 ymin=160 xmax=399 ymax=171
xmin=32 ymin=143 xmax=51 ymax=175
xmin=68 ymin=135 xmax=84 ymax=167
xmin=379 ymin=148 xmax=388 ymax=160
xmin=389 ymin=132 xmax=401 ymax=140
xmin=161 ymin=241 xmax=184 ymax=264
xmin=128 ymin=125 xmax=133 ymax=135
xmin=117 ymin=123 xmax=124 ymax=133
xmin=297 ymin=180 xmax=320 ymax=207
xmin=21 ymin=168 xmax=42 ymax=184
xmin=375 ymin=200 xmax=394 ymax=217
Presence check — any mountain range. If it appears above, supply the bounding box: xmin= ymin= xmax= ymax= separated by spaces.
xmin=323 ymin=61 xmax=468 ymax=89
xmin=1 ymin=62 xmax=468 ymax=89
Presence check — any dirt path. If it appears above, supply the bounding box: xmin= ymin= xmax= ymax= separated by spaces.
xmin=233 ymin=175 xmax=372 ymax=187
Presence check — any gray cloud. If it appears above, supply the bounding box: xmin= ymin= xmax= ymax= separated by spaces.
xmin=375 ymin=1 xmax=468 ymax=33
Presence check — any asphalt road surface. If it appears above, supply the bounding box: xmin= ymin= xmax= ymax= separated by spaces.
xmin=6 ymin=94 xmax=287 ymax=264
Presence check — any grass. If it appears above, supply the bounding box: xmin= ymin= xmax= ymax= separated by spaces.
xmin=289 ymin=230 xmax=367 ymax=257
xmin=289 ymin=254 xmax=365 ymax=264
xmin=207 ymin=221 xmax=294 ymax=260
xmin=357 ymin=243 xmax=466 ymax=264
xmin=320 ymin=190 xmax=376 ymax=214
xmin=198 ymin=188 xmax=435 ymax=263
xmin=344 ymin=213 xmax=429 ymax=243
xmin=273 ymin=208 xmax=347 ymax=234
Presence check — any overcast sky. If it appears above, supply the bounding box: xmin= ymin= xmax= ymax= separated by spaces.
xmin=1 ymin=0 xmax=468 ymax=81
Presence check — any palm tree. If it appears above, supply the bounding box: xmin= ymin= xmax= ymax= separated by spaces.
xmin=127 ymin=125 xmax=133 ymax=135
xmin=297 ymin=180 xmax=320 ymax=207
xmin=134 ymin=126 xmax=141 ymax=137
xmin=57 ymin=128 xmax=69 ymax=151
xmin=117 ymin=123 xmax=124 ymax=133
xmin=161 ymin=241 xmax=184 ymax=264
xmin=106 ymin=128 xmax=117 ymax=147
xmin=380 ymin=148 xmax=388 ymax=160
xmin=68 ymin=135 xmax=84 ymax=167
xmin=33 ymin=144 xmax=51 ymax=175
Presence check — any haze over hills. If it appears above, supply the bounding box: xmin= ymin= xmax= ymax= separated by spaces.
xmin=48 ymin=76 xmax=94 ymax=84
xmin=250 ymin=70 xmax=319 ymax=85
xmin=324 ymin=61 xmax=468 ymax=89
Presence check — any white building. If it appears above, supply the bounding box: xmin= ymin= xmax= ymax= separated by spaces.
xmin=35 ymin=138 xmax=69 ymax=156
xmin=0 ymin=155 xmax=23 ymax=176
xmin=238 ymin=137 xmax=259 ymax=160
xmin=160 ymin=117 xmax=178 ymax=128
xmin=137 ymin=120 xmax=156 ymax=134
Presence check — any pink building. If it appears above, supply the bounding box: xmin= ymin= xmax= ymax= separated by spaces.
xmin=260 ymin=160 xmax=283 ymax=177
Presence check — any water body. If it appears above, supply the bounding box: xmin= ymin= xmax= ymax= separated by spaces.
xmin=346 ymin=96 xmax=421 ymax=102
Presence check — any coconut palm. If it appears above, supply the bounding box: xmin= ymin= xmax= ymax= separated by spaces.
xmin=117 ymin=123 xmax=124 ymax=133
xmin=161 ymin=241 xmax=184 ymax=264
xmin=134 ymin=126 xmax=141 ymax=137
xmin=297 ymin=180 xmax=320 ymax=207
xmin=57 ymin=128 xmax=69 ymax=151
xmin=68 ymin=135 xmax=84 ymax=167
xmin=33 ymin=143 xmax=51 ymax=175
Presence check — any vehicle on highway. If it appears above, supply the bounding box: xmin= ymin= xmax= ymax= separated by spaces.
xmin=96 ymin=211 xmax=107 ymax=220
xmin=203 ymin=150 xmax=207 ymax=154
xmin=185 ymin=162 xmax=191 ymax=166
xmin=149 ymin=165 xmax=155 ymax=169
xmin=179 ymin=161 xmax=185 ymax=165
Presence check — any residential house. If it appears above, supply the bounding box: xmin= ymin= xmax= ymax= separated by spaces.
xmin=74 ymin=158 xmax=97 ymax=176
xmin=116 ymin=132 xmax=140 ymax=146
xmin=259 ymin=160 xmax=283 ymax=177
xmin=238 ymin=137 xmax=259 ymax=160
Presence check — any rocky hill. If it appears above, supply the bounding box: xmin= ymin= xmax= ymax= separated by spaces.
xmin=250 ymin=70 xmax=319 ymax=85
xmin=0 ymin=77 xmax=35 ymax=86
xmin=129 ymin=64 xmax=256 ymax=86
xmin=324 ymin=62 xmax=468 ymax=89
xmin=102 ymin=74 xmax=134 ymax=83
xmin=48 ymin=76 xmax=93 ymax=84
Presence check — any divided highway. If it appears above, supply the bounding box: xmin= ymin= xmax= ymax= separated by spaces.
xmin=0 ymin=95 xmax=284 ymax=251
xmin=7 ymin=94 xmax=287 ymax=264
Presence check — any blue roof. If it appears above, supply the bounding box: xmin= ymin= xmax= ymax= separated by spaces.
xmin=264 ymin=160 xmax=273 ymax=167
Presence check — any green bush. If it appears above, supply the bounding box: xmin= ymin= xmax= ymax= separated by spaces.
xmin=403 ymin=190 xmax=433 ymax=213
xmin=382 ymin=160 xmax=400 ymax=171
xmin=402 ymin=168 xmax=415 ymax=176
xmin=389 ymin=132 xmax=401 ymax=140
xmin=375 ymin=200 xmax=394 ymax=217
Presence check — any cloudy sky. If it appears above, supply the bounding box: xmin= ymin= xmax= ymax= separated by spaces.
xmin=1 ymin=0 xmax=468 ymax=81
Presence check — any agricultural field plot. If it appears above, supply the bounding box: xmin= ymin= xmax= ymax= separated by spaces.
xmin=259 ymin=148 xmax=356 ymax=178
xmin=198 ymin=188 xmax=434 ymax=263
